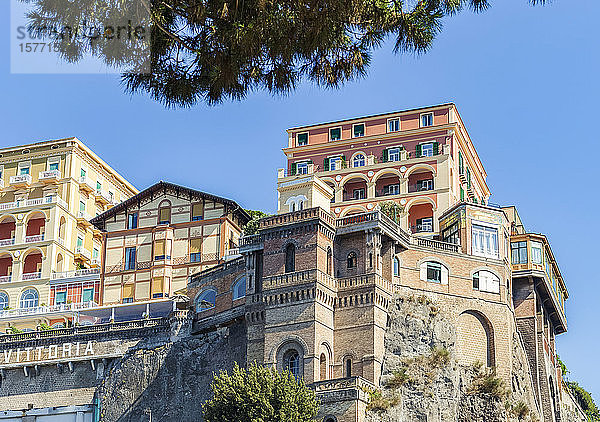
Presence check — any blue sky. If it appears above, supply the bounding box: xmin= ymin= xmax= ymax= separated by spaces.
xmin=1 ymin=0 xmax=599 ymax=402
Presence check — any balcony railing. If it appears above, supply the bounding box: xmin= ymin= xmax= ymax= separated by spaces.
xmin=0 ymin=301 xmax=98 ymax=319
xmin=75 ymin=247 xmax=92 ymax=260
xmin=0 ymin=275 xmax=11 ymax=283
xmin=0 ymin=238 xmax=15 ymax=246
xmin=25 ymin=234 xmax=45 ymax=243
xmin=408 ymin=183 xmax=434 ymax=193
xmin=0 ymin=179 xmax=4 ymax=189
xmin=39 ymin=170 xmax=61 ymax=182
xmin=22 ymin=272 xmax=42 ymax=281
xmin=10 ymin=174 xmax=32 ymax=186
xmin=411 ymin=224 xmax=433 ymax=233
xmin=0 ymin=195 xmax=68 ymax=212
xmin=77 ymin=210 xmax=93 ymax=221
xmin=51 ymin=268 xmax=100 ymax=280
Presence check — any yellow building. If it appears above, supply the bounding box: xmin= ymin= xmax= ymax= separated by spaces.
xmin=0 ymin=138 xmax=137 ymax=331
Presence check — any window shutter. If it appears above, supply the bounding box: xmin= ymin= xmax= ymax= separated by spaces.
xmin=467 ymin=168 xmax=471 ymax=188
xmin=123 ymin=284 xmax=134 ymax=299
xmin=290 ymin=163 xmax=297 ymax=176
xmin=159 ymin=207 xmax=170 ymax=222
xmin=190 ymin=238 xmax=201 ymax=254
xmin=151 ymin=277 xmax=163 ymax=295
xmin=415 ymin=144 xmax=422 ymax=158
xmin=458 ymin=151 xmax=463 ymax=172
xmin=419 ymin=263 xmax=427 ymax=281
xmin=382 ymin=149 xmax=388 ymax=163
xmin=433 ymin=142 xmax=439 ymax=155
xmin=324 ymin=158 xmax=329 ymax=170
xmin=441 ymin=266 xmax=449 ymax=285
xmin=460 ymin=187 xmax=465 ymax=201
xmin=155 ymin=240 xmax=165 ymax=256
xmin=192 ymin=203 xmax=203 ymax=218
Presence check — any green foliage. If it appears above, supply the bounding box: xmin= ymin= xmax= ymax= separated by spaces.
xmin=468 ymin=365 xmax=507 ymax=398
xmin=379 ymin=201 xmax=404 ymax=224
xmin=243 ymin=210 xmax=270 ymax=235
xmin=7 ymin=326 xmax=22 ymax=334
xmin=364 ymin=388 xmax=401 ymax=412
xmin=506 ymin=401 xmax=529 ymax=420
xmin=429 ymin=346 xmax=450 ymax=368
xmin=566 ymin=381 xmax=600 ymax=421
xmin=386 ymin=368 xmax=411 ymax=388
xmin=202 ymin=363 xmax=318 ymax=422
xmin=38 ymin=323 xmax=52 ymax=331
xmin=22 ymin=0 xmax=547 ymax=107
xmin=557 ymin=355 xmax=568 ymax=377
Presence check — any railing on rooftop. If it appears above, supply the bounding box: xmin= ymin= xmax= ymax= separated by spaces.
xmin=51 ymin=268 xmax=101 ymax=280
xmin=0 ymin=301 xmax=98 ymax=319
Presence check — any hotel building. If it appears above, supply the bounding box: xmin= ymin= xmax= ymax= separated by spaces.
xmin=0 ymin=138 xmax=137 ymax=331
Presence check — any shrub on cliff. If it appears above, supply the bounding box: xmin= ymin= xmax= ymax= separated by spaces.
xmin=203 ymin=362 xmax=319 ymax=422
xmin=243 ymin=210 xmax=270 ymax=235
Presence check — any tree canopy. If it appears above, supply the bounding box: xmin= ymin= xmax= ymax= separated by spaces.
xmin=243 ymin=209 xmax=270 ymax=235
xmin=23 ymin=0 xmax=545 ymax=107
xmin=203 ymin=363 xmax=319 ymax=422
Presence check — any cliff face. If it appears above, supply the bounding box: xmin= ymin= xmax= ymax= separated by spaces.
xmin=98 ymin=317 xmax=247 ymax=422
xmin=365 ymin=295 xmax=541 ymax=422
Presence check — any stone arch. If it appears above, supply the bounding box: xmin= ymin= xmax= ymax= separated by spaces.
xmin=285 ymin=195 xmax=308 ymax=212
xmin=456 ymin=310 xmax=495 ymax=368
xmin=23 ymin=209 xmax=48 ymax=223
xmin=404 ymin=163 xmax=437 ymax=178
xmin=340 ymin=172 xmax=370 ymax=186
xmin=58 ymin=216 xmax=67 ymax=240
xmin=231 ymin=274 xmax=246 ymax=300
xmin=24 ymin=210 xmax=47 ymax=238
xmin=22 ymin=246 xmax=45 ymax=260
xmin=339 ymin=205 xmax=368 ymax=217
xmin=318 ymin=341 xmax=333 ymax=381
xmin=195 ymin=287 xmax=217 ymax=311
xmin=372 ymin=168 xmax=402 ymax=183
xmin=405 ymin=196 xmax=437 ymax=211
xmin=319 ymin=176 xmax=338 ymax=187
xmin=56 ymin=253 xmax=64 ymax=273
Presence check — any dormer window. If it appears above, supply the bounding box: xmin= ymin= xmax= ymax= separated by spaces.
xmin=353 ymin=123 xmax=365 ymax=138
xmin=329 ymin=127 xmax=342 ymax=141
xmin=420 ymin=113 xmax=434 ymax=127
xmin=297 ymin=132 xmax=308 ymax=146
xmin=387 ymin=118 xmax=400 ymax=132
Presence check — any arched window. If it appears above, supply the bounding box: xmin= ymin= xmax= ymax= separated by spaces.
xmin=353 ymin=154 xmax=366 ymax=167
xmin=20 ymin=288 xmax=39 ymax=308
xmin=393 ymin=257 xmax=400 ymax=276
xmin=0 ymin=292 xmax=8 ymax=310
xmin=196 ymin=289 xmax=216 ymax=311
xmin=158 ymin=201 xmax=171 ymax=225
xmin=285 ymin=244 xmax=296 ymax=273
xmin=233 ymin=276 xmax=246 ymax=300
xmin=56 ymin=253 xmax=63 ymax=272
xmin=345 ymin=358 xmax=352 ymax=378
xmin=473 ymin=270 xmax=500 ymax=294
xmin=419 ymin=261 xmax=449 ymax=284
xmin=320 ymin=353 xmax=327 ymax=381
xmin=58 ymin=216 xmax=66 ymax=240
xmin=347 ymin=252 xmax=357 ymax=269
xmin=326 ymin=247 xmax=332 ymax=276
xmin=284 ymin=350 xmax=301 ymax=379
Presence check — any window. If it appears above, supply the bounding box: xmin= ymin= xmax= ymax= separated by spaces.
xmin=326 ymin=247 xmax=332 ymax=276
xmin=383 ymin=184 xmax=399 ymax=195
xmin=233 ymin=276 xmax=246 ymax=300
xmin=192 ymin=203 xmax=204 ymax=221
xmin=420 ymin=143 xmax=434 ymax=157
xmin=158 ymin=205 xmax=171 ymax=225
xmin=122 ymin=284 xmax=134 ymax=303
xmin=55 ymin=291 xmax=67 ymax=305
xmin=76 ymin=236 xmax=83 ymax=249
xmin=297 ymin=133 xmax=308 ymax=146
xmin=416 ymin=179 xmax=433 ymax=191
xmin=49 ymin=162 xmax=59 ymax=171
xmin=353 ymin=154 xmax=365 ymax=167
xmin=388 ymin=147 xmax=401 ymax=162
xmin=329 ymin=127 xmax=341 ymax=141
xmin=421 ymin=113 xmax=433 ymax=127
xmin=20 ymin=288 xmax=38 ymax=308
xmin=284 ymin=350 xmax=301 ymax=379
xmin=473 ymin=270 xmax=500 ymax=294
xmin=416 ymin=217 xmax=433 ymax=233
xmin=190 ymin=238 xmax=201 ymax=262
xmin=347 ymin=252 xmax=357 ymax=269
xmin=0 ymin=292 xmax=8 ymax=310
xmin=82 ymin=288 xmax=94 ymax=303
xmin=442 ymin=223 xmax=460 ymax=245
xmin=393 ymin=257 xmax=400 ymax=276
xmin=96 ymin=181 xmax=102 ymax=192
xmin=196 ymin=289 xmax=217 ymax=311
xmin=352 ymin=188 xmax=365 ymax=200
xmin=285 ymin=244 xmax=296 ymax=273
xmin=345 ymin=358 xmax=352 ymax=378
xmin=352 ymin=123 xmax=365 ymax=138
xmin=154 ymin=240 xmax=167 ymax=260
xmin=19 ymin=166 xmax=30 ymax=175
xmin=511 ymin=241 xmax=528 ymax=264
xmin=328 ymin=156 xmax=341 ymax=171
xmin=387 ymin=118 xmax=400 ymax=132
xmin=531 ymin=241 xmax=543 ymax=264
xmin=472 ymin=224 xmax=499 ymax=258
xmin=93 ymin=248 xmax=99 ymax=261
xmin=124 ymin=247 xmax=136 ymax=270
xmin=127 ymin=212 xmax=138 ymax=229
xmin=79 ymin=200 xmax=86 ymax=212
xmin=296 ymin=162 xmax=309 ymax=174
xmin=151 ymin=277 xmax=164 ymax=298
xmin=426 ymin=262 xmax=442 ymax=283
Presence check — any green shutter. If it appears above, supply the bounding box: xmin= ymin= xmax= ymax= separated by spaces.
xmin=415 ymin=144 xmax=422 ymax=158
xmin=324 ymin=158 xmax=329 ymax=171
xmin=458 ymin=151 xmax=464 ymax=174
xmin=382 ymin=149 xmax=388 ymax=163
xmin=433 ymin=142 xmax=439 ymax=155
xmin=291 ymin=163 xmax=297 ymax=176
xmin=467 ymin=168 xmax=471 ymax=188
xmin=460 ymin=187 xmax=465 ymax=201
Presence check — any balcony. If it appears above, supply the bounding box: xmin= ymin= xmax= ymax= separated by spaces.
xmin=0 ymin=195 xmax=68 ymax=213
xmin=22 ymin=271 xmax=42 ymax=281
xmin=51 ymin=267 xmax=100 ymax=281
xmin=10 ymin=174 xmax=32 ymax=188
xmin=0 ymin=179 xmax=4 ymax=189
xmin=0 ymin=301 xmax=99 ymax=320
xmin=38 ymin=170 xmax=61 ymax=184
xmin=0 ymin=275 xmax=11 ymax=283
xmin=0 ymin=238 xmax=15 ymax=247
xmin=75 ymin=246 xmax=92 ymax=262
xmin=410 ymin=223 xmax=434 ymax=234
xmin=25 ymin=234 xmax=45 ymax=243
xmin=78 ymin=176 xmax=95 ymax=193
xmin=94 ymin=189 xmax=111 ymax=205
xmin=77 ymin=210 xmax=93 ymax=227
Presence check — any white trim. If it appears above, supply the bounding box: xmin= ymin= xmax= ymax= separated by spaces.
xmin=329 ymin=126 xmax=342 ymax=142
xmin=387 ymin=117 xmax=400 ymax=133
xmin=352 ymin=123 xmax=365 ymax=138
xmin=296 ymin=131 xmax=309 ymax=146
xmin=420 ymin=112 xmax=434 ymax=128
